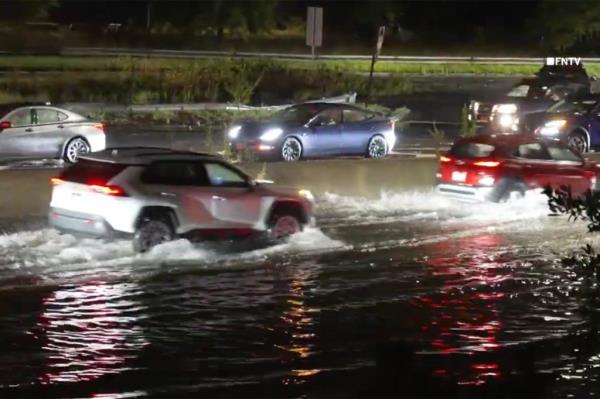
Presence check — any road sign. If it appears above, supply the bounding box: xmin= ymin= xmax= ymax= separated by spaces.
xmin=306 ymin=7 xmax=323 ymax=58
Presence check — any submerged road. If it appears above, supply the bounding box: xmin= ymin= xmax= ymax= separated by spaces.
xmin=0 ymin=156 xmax=599 ymax=398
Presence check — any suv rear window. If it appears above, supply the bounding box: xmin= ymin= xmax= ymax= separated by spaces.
xmin=60 ymin=160 xmax=126 ymax=183
xmin=449 ymin=143 xmax=495 ymax=158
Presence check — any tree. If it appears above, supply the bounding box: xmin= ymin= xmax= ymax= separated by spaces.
xmin=535 ymin=0 xmax=600 ymax=50
xmin=0 ymin=0 xmax=58 ymax=22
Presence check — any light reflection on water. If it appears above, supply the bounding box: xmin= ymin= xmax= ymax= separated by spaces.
xmin=36 ymin=282 xmax=148 ymax=385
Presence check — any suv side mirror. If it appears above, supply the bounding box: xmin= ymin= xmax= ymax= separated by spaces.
xmin=0 ymin=121 xmax=11 ymax=131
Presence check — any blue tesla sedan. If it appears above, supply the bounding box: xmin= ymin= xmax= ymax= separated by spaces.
xmin=227 ymin=102 xmax=397 ymax=161
xmin=525 ymin=94 xmax=600 ymax=153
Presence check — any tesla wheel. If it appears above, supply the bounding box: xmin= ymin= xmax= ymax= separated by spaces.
xmin=133 ymin=219 xmax=174 ymax=253
xmin=490 ymin=179 xmax=528 ymax=203
xmin=568 ymin=132 xmax=587 ymax=154
xmin=268 ymin=209 xmax=302 ymax=240
xmin=367 ymin=135 xmax=388 ymax=158
xmin=64 ymin=137 xmax=90 ymax=163
xmin=281 ymin=137 xmax=303 ymax=162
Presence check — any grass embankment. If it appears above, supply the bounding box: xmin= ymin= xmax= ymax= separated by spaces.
xmin=0 ymin=55 xmax=562 ymax=75
xmin=0 ymin=55 xmax=580 ymax=105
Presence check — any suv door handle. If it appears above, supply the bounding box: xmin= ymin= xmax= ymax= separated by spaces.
xmin=57 ymin=124 xmax=64 ymax=129
xmin=212 ymin=195 xmax=227 ymax=201
xmin=160 ymin=192 xmax=177 ymax=197
xmin=25 ymin=128 xmax=33 ymax=132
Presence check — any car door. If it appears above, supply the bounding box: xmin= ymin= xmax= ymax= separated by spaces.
xmin=512 ymin=142 xmax=555 ymax=188
xmin=303 ymin=107 xmax=343 ymax=155
xmin=0 ymin=108 xmax=35 ymax=159
xmin=202 ymin=161 xmax=262 ymax=227
xmin=139 ymin=161 xmax=215 ymax=233
xmin=341 ymin=107 xmax=374 ymax=154
xmin=29 ymin=107 xmax=72 ymax=158
xmin=544 ymin=141 xmax=592 ymax=194
xmin=586 ymin=103 xmax=600 ymax=148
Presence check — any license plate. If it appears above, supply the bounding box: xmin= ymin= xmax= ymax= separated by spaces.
xmin=451 ymin=171 xmax=467 ymax=182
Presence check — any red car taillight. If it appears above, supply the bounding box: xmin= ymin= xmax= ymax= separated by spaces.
xmin=473 ymin=160 xmax=500 ymax=167
xmin=50 ymin=177 xmax=64 ymax=185
xmin=440 ymin=155 xmax=452 ymax=163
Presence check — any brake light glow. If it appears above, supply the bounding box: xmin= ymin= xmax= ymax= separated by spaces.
xmin=50 ymin=177 xmax=64 ymax=185
xmin=88 ymin=184 xmax=128 ymax=196
xmin=94 ymin=123 xmax=105 ymax=133
xmin=473 ymin=161 xmax=500 ymax=167
xmin=440 ymin=156 xmax=451 ymax=163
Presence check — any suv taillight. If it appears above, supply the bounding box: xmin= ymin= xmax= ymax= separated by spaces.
xmin=473 ymin=160 xmax=500 ymax=167
xmin=88 ymin=182 xmax=128 ymax=196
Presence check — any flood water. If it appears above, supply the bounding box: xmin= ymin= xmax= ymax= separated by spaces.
xmin=1 ymin=180 xmax=600 ymax=397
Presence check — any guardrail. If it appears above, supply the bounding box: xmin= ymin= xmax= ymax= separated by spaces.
xmin=59 ymin=47 xmax=600 ymax=64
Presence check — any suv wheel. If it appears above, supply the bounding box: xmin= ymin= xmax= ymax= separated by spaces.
xmin=64 ymin=137 xmax=90 ymax=163
xmin=568 ymin=132 xmax=587 ymax=154
xmin=490 ymin=178 xmax=527 ymax=203
xmin=133 ymin=219 xmax=174 ymax=253
xmin=268 ymin=211 xmax=302 ymax=240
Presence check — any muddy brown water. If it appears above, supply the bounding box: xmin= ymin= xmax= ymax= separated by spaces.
xmin=0 ymin=157 xmax=599 ymax=398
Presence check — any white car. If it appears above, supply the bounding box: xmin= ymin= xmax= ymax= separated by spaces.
xmin=0 ymin=105 xmax=105 ymax=163
xmin=48 ymin=147 xmax=316 ymax=252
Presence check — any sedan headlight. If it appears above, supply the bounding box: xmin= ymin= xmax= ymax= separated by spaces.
xmin=539 ymin=119 xmax=567 ymax=136
xmin=493 ymin=103 xmax=518 ymax=114
xmin=228 ymin=125 xmax=241 ymax=139
xmin=260 ymin=127 xmax=283 ymax=142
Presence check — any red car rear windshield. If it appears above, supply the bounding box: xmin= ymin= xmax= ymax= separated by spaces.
xmin=60 ymin=160 xmax=126 ymax=184
xmin=449 ymin=143 xmax=495 ymax=158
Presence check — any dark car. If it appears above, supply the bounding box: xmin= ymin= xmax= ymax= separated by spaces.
xmin=227 ymin=102 xmax=397 ymax=161
xmin=436 ymin=133 xmax=597 ymax=202
xmin=469 ymin=63 xmax=591 ymax=133
xmin=524 ymin=94 xmax=600 ymax=153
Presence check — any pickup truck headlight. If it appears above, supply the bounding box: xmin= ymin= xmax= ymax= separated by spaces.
xmin=493 ymin=103 xmax=518 ymax=114
xmin=539 ymin=119 xmax=567 ymax=136
xmin=298 ymin=189 xmax=314 ymax=201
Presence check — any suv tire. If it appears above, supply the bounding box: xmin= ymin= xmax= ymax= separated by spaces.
xmin=268 ymin=207 xmax=302 ymax=241
xmin=133 ymin=218 xmax=174 ymax=253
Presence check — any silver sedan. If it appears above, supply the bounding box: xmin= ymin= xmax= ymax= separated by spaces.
xmin=0 ymin=105 xmax=106 ymax=163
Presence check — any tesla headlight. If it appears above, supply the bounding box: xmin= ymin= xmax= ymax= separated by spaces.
xmin=260 ymin=127 xmax=283 ymax=142
xmin=471 ymin=101 xmax=480 ymax=113
xmin=494 ymin=103 xmax=518 ymax=114
xmin=539 ymin=119 xmax=567 ymax=136
xmin=228 ymin=125 xmax=241 ymax=139
xmin=298 ymin=189 xmax=314 ymax=201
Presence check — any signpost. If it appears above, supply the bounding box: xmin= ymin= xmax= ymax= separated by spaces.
xmin=306 ymin=7 xmax=323 ymax=59
xmin=367 ymin=26 xmax=386 ymax=104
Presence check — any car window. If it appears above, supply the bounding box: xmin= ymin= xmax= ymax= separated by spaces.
xmin=313 ymin=108 xmax=342 ymax=126
xmin=142 ymin=162 xmax=209 ymax=186
xmin=343 ymin=108 xmax=373 ymax=123
xmin=205 ymin=162 xmax=248 ymax=187
xmin=514 ymin=143 xmax=550 ymax=160
xmin=547 ymin=99 xmax=598 ymax=114
xmin=34 ymin=108 xmax=68 ymax=124
xmin=449 ymin=143 xmax=495 ymax=158
xmin=5 ymin=108 xmax=32 ymax=127
xmin=60 ymin=160 xmax=127 ymax=183
xmin=272 ymin=105 xmax=320 ymax=124
xmin=546 ymin=143 xmax=582 ymax=162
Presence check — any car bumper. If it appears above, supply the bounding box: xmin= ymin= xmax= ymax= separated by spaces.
xmin=436 ymin=183 xmax=494 ymax=202
xmin=48 ymin=207 xmax=129 ymax=238
xmin=229 ymin=141 xmax=279 ymax=159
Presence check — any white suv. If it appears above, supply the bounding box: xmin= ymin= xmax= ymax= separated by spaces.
xmin=48 ymin=147 xmax=316 ymax=252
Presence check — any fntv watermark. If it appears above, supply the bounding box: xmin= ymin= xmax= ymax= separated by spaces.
xmin=545 ymin=57 xmax=582 ymax=66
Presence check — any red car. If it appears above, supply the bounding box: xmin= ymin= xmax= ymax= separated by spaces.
xmin=436 ymin=134 xmax=598 ymax=202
